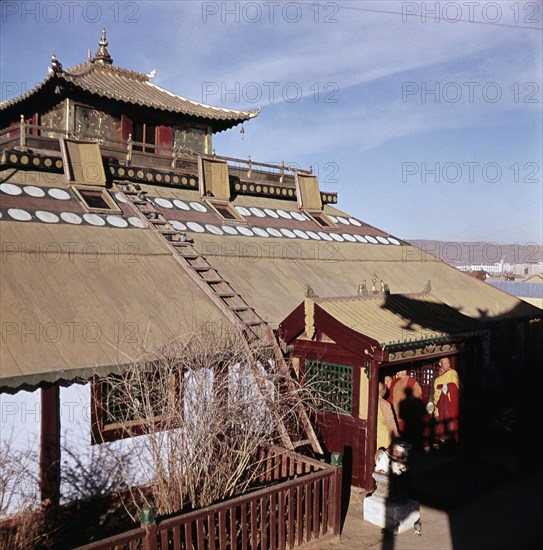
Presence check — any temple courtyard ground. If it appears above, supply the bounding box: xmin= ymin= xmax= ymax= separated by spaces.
xmin=324 ymin=446 xmax=542 ymax=550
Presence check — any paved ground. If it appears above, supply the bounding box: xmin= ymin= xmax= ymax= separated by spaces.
xmin=323 ymin=448 xmax=543 ymax=550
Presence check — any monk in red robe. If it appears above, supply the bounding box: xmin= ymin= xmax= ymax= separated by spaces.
xmin=432 ymin=357 xmax=460 ymax=444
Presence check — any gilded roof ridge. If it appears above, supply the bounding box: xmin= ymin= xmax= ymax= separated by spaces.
xmin=146 ymin=80 xmax=260 ymax=117
xmin=314 ymin=291 xmax=436 ymax=304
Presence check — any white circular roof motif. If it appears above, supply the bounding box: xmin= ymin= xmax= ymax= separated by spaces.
xmin=388 ymin=237 xmax=401 ymax=245
xmin=266 ymin=227 xmax=282 ymax=238
xmin=170 ymin=220 xmax=187 ymax=231
xmin=222 ymin=225 xmax=238 ymax=235
xmin=349 ymin=218 xmax=362 ymax=227
xmin=0 ymin=183 xmax=22 ymax=195
xmin=114 ymin=192 xmax=127 ymax=203
xmin=318 ymin=232 xmax=333 ymax=241
xmin=48 ymin=188 xmax=70 ymax=200
xmin=376 ymin=236 xmax=389 ymax=245
xmin=336 ymin=216 xmax=350 ymax=225
xmin=328 ymin=215 xmax=338 ymax=223
xmin=35 ymin=210 xmax=59 ymax=224
xmin=154 ymin=197 xmax=173 ymax=209
xmin=8 ymin=208 xmax=32 ymax=221
xmin=354 ymin=235 xmax=368 ymax=243
xmin=293 ymin=229 xmax=309 ymax=240
xmin=190 ymin=202 xmax=207 ymax=213
xmin=253 ymin=227 xmax=269 ymax=238
xmin=330 ymin=233 xmax=344 ymax=242
xmin=235 ymin=206 xmax=251 ymax=216
xmin=83 ymin=213 xmax=105 ymax=226
xmin=61 ymin=212 xmax=82 ymax=225
xmin=291 ymin=212 xmax=307 ymax=222
xmin=187 ymin=221 xmax=205 ymax=233
xmin=264 ymin=208 xmax=279 ymax=218
xmin=365 ymin=235 xmax=378 ymax=244
xmin=249 ymin=207 xmax=266 ymax=217
xmin=280 ymin=228 xmax=296 ymax=238
xmin=173 ymin=199 xmax=190 ymax=210
xmin=128 ymin=216 xmax=146 ymax=228
xmin=106 ymin=215 xmax=128 ymax=228
xmin=23 ymin=186 xmax=45 ymax=198
xmin=205 ymin=224 xmax=223 ymax=235
xmin=342 ymin=233 xmax=357 ymax=242
xmin=237 ymin=226 xmax=254 ymax=236
xmin=276 ymin=210 xmax=292 ymax=219
xmin=306 ymin=231 xmax=321 ymax=240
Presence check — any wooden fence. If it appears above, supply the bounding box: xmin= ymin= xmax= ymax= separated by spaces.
xmin=75 ymin=446 xmax=342 ymax=550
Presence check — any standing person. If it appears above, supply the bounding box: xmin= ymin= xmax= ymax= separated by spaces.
xmin=392 ymin=370 xmax=422 ymax=433
xmin=431 ymin=357 xmax=460 ymax=445
xmin=377 ymin=382 xmax=399 ymax=452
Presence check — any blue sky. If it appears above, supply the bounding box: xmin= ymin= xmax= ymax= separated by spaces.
xmin=1 ymin=1 xmax=541 ymax=244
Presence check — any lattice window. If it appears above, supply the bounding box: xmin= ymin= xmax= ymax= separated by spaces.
xmin=91 ymin=366 xmax=177 ymax=442
xmin=305 ymin=360 xmax=353 ymax=415
xmin=102 ymin=373 xmax=168 ymax=426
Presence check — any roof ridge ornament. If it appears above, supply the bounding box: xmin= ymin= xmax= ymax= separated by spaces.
xmin=371 ymin=274 xmax=379 ymax=294
xmin=305 ymin=284 xmax=317 ymax=298
xmin=49 ymin=55 xmax=63 ymax=74
xmin=93 ymin=29 xmax=113 ymax=65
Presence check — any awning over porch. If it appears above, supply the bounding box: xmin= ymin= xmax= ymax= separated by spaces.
xmin=280 ymin=291 xmax=486 ymax=362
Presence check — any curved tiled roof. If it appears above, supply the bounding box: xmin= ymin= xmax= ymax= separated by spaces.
xmin=0 ymin=60 xmax=259 ymax=127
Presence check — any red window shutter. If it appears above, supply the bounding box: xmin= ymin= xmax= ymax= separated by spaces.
xmin=29 ymin=113 xmax=38 ymax=136
xmin=8 ymin=121 xmax=19 ymax=138
xmin=121 ymin=114 xmax=133 ymax=143
xmin=155 ymin=125 xmax=173 ymax=156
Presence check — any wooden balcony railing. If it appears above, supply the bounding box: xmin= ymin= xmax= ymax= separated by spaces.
xmin=0 ymin=119 xmax=311 ymax=186
xmin=74 ymin=446 xmax=342 ymax=550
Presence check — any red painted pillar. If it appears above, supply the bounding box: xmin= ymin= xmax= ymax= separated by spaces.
xmin=40 ymin=385 xmax=60 ymax=507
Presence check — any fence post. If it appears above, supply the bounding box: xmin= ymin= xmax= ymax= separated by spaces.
xmin=19 ymin=114 xmax=26 ymax=148
xmin=127 ymin=133 xmax=133 ymax=164
xmin=329 ymin=453 xmax=343 ymax=538
xmin=141 ymin=507 xmax=157 ymax=550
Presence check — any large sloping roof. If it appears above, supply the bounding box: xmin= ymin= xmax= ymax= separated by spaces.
xmin=0 ymin=173 xmax=235 ymax=389
xmin=2 ymin=163 xmax=540 ymax=387
xmin=140 ymin=184 xmax=540 ymax=326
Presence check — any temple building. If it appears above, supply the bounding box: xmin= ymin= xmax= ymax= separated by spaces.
xmin=1 ymin=31 xmax=541 ymax=521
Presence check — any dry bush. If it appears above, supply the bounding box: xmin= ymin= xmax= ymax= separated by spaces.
xmin=94 ymin=329 xmax=319 ymax=517
xmin=0 ymin=437 xmax=46 ymax=549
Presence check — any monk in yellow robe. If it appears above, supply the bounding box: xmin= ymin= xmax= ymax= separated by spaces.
xmin=377 ymin=382 xmax=399 ymax=452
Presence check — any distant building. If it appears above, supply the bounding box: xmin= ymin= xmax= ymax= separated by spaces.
xmin=487 ymin=277 xmax=543 ymax=310
xmin=458 ymin=261 xmax=543 ymax=278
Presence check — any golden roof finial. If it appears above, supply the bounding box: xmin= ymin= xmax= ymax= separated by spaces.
xmin=93 ymin=29 xmax=113 ymax=65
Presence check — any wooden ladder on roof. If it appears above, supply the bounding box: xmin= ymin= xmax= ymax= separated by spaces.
xmin=116 ymin=181 xmax=323 ymax=455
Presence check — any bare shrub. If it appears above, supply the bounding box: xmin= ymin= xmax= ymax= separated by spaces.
xmin=0 ymin=436 xmax=46 ymax=548
xmin=93 ymin=329 xmax=318 ymax=517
